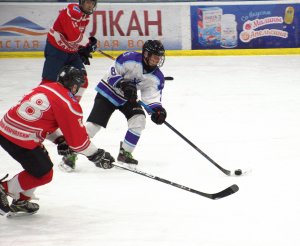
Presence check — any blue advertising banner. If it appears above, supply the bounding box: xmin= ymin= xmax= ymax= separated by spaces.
xmin=191 ymin=4 xmax=300 ymax=49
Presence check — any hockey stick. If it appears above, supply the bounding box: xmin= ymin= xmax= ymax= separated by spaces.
xmin=97 ymin=49 xmax=174 ymax=81
xmin=98 ymin=49 xmax=116 ymax=61
xmin=113 ymin=162 xmax=238 ymax=200
xmin=138 ymin=100 xmax=247 ymax=176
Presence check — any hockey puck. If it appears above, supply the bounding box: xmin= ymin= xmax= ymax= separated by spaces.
xmin=234 ymin=169 xmax=242 ymax=176
xmin=164 ymin=76 xmax=174 ymax=81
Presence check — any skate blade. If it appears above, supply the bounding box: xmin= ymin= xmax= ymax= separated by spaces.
xmin=58 ymin=162 xmax=75 ymax=173
xmin=116 ymin=161 xmax=138 ymax=170
xmin=6 ymin=211 xmax=38 ymax=218
xmin=0 ymin=209 xmax=10 ymax=216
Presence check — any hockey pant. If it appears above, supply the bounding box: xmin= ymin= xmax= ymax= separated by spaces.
xmin=0 ymin=134 xmax=53 ymax=200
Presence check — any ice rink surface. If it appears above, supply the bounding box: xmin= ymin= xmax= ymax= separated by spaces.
xmin=1 ymin=55 xmax=300 ymax=246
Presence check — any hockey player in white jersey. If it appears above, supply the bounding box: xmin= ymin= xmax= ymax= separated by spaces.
xmin=58 ymin=40 xmax=167 ymax=170
xmin=85 ymin=40 xmax=167 ymax=165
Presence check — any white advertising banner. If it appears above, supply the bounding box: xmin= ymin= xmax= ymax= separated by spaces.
xmin=0 ymin=3 xmax=189 ymax=52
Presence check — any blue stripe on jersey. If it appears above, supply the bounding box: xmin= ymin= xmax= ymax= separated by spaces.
xmin=95 ymin=82 xmax=126 ymax=106
xmin=117 ymin=51 xmax=142 ymax=65
xmin=148 ymin=102 xmax=162 ymax=110
xmin=108 ymin=76 xmax=122 ymax=87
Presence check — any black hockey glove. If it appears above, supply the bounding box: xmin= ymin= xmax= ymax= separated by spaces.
xmin=78 ymin=49 xmax=91 ymax=65
xmin=151 ymin=107 xmax=167 ymax=125
xmin=88 ymin=149 xmax=115 ymax=169
xmin=55 ymin=136 xmax=74 ymax=156
xmin=87 ymin=36 xmax=98 ymax=52
xmin=78 ymin=37 xmax=98 ymax=65
xmin=119 ymin=79 xmax=137 ymax=102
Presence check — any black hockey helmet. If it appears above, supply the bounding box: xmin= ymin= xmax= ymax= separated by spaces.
xmin=79 ymin=0 xmax=97 ymax=15
xmin=142 ymin=40 xmax=165 ymax=69
xmin=57 ymin=65 xmax=85 ymax=95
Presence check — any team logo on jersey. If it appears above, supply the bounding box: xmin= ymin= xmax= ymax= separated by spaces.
xmin=73 ymin=6 xmax=81 ymax=14
xmin=0 ymin=16 xmax=47 ymax=36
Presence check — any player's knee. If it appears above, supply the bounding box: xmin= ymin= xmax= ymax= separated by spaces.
xmin=128 ymin=114 xmax=146 ymax=132
xmin=39 ymin=169 xmax=53 ymax=185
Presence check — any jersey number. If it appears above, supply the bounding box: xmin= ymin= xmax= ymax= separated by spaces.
xmin=110 ymin=67 xmax=117 ymax=76
xmin=17 ymin=93 xmax=50 ymax=122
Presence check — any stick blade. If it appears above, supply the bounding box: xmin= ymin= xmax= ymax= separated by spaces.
xmin=210 ymin=184 xmax=239 ymax=200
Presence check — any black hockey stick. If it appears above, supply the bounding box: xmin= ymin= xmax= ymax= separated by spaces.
xmin=138 ymin=100 xmax=247 ymax=176
xmin=113 ymin=162 xmax=238 ymax=200
xmin=97 ymin=49 xmax=174 ymax=81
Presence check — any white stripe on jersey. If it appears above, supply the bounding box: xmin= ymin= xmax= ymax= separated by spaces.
xmin=0 ymin=114 xmax=43 ymax=143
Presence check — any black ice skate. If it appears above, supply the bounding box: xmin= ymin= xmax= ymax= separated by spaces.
xmin=58 ymin=153 xmax=78 ymax=172
xmin=0 ymin=185 xmax=10 ymax=215
xmin=0 ymin=174 xmax=10 ymax=215
xmin=117 ymin=142 xmax=138 ymax=165
xmin=8 ymin=199 xmax=39 ymax=217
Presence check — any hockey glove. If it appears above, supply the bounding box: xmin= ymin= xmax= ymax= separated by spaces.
xmin=119 ymin=79 xmax=137 ymax=102
xmin=88 ymin=149 xmax=115 ymax=169
xmin=78 ymin=47 xmax=92 ymax=65
xmin=151 ymin=107 xmax=167 ymax=125
xmin=55 ymin=136 xmax=74 ymax=156
xmin=78 ymin=37 xmax=98 ymax=65
xmin=88 ymin=37 xmax=98 ymax=52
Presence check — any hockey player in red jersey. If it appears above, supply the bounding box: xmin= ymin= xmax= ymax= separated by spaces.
xmin=41 ymin=0 xmax=98 ymax=101
xmin=41 ymin=0 xmax=99 ymax=171
xmin=0 ymin=66 xmax=114 ymax=216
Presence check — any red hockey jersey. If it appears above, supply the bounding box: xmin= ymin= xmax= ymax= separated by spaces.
xmin=0 ymin=83 xmax=97 ymax=157
xmin=47 ymin=3 xmax=90 ymax=53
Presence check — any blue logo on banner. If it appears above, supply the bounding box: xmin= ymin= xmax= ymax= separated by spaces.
xmin=0 ymin=16 xmax=47 ymax=36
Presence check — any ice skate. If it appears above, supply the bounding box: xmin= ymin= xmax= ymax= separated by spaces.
xmin=0 ymin=183 xmax=10 ymax=216
xmin=58 ymin=153 xmax=78 ymax=172
xmin=7 ymin=199 xmax=39 ymax=217
xmin=117 ymin=142 xmax=138 ymax=165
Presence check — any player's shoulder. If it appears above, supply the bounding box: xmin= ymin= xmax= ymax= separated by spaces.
xmin=66 ymin=3 xmax=84 ymax=20
xmin=153 ymin=67 xmax=164 ymax=79
xmin=38 ymin=83 xmax=81 ymax=108
xmin=149 ymin=68 xmax=165 ymax=90
xmin=116 ymin=51 xmax=142 ymax=65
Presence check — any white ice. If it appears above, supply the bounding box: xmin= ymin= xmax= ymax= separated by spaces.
xmin=1 ymin=55 xmax=300 ymax=246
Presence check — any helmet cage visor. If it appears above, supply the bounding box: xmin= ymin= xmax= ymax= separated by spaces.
xmin=142 ymin=40 xmax=165 ymax=69
xmin=143 ymin=52 xmax=165 ymax=68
